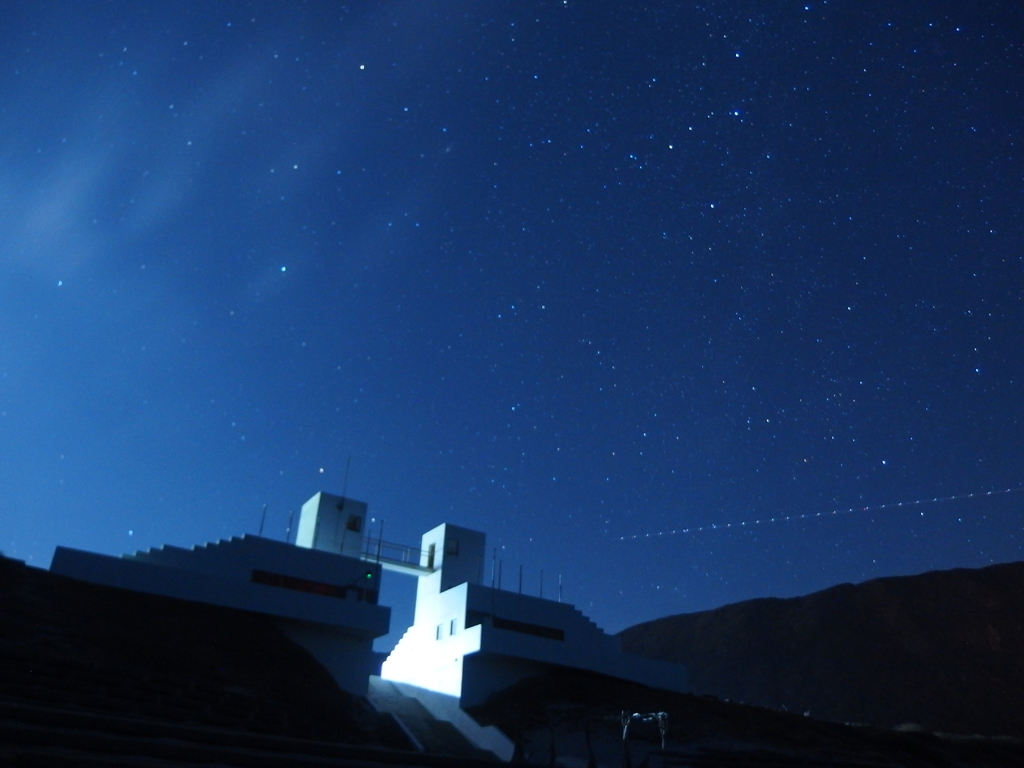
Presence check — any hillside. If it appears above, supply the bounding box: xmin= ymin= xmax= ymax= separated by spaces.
xmin=0 ymin=554 xmax=468 ymax=766
xmin=2 ymin=554 xmax=1023 ymax=766
xmin=619 ymin=561 xmax=1024 ymax=738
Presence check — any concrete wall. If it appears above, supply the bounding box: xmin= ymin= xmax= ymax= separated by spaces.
xmin=465 ymin=582 xmax=686 ymax=705
xmin=417 ymin=523 xmax=486 ymax=596
xmin=280 ymin=619 xmax=385 ymax=694
xmin=295 ymin=492 xmax=368 ymax=559
xmin=383 ymin=522 xmax=688 ymax=708
xmin=50 ymin=529 xmax=391 ymax=695
xmin=460 ymin=653 xmax=549 ymax=709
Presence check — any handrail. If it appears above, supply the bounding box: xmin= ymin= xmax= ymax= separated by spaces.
xmin=360 ymin=537 xmax=434 ymax=572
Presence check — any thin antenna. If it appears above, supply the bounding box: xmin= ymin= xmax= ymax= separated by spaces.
xmin=258 ymin=504 xmax=268 ymax=537
xmin=340 ymin=455 xmax=352 ymax=499
xmin=376 ymin=519 xmax=384 ymax=563
xmin=336 ymin=456 xmax=352 ymax=556
xmin=285 ymin=510 xmax=294 ymax=543
xmin=491 ymin=547 xmax=497 ymax=588
xmin=518 ymin=564 xmax=523 ymax=594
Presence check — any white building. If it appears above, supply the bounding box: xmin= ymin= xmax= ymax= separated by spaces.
xmin=50 ymin=492 xmax=389 ymax=695
xmin=49 ymin=489 xmax=687 ymax=716
xmin=382 ymin=522 xmax=688 ymax=708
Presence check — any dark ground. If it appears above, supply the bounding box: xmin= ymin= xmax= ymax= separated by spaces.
xmin=2 ymin=553 xmax=1022 ymax=767
xmin=0 ymin=552 xmax=400 ymax=744
xmin=471 ymin=667 xmax=1024 ymax=768
xmin=0 ymin=553 xmax=503 ymax=766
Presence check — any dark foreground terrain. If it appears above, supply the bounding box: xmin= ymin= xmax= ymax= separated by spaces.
xmin=620 ymin=561 xmax=1024 ymax=739
xmin=471 ymin=667 xmax=1024 ymax=768
xmin=2 ymin=553 xmax=1022 ymax=766
xmin=0 ymin=553 xmax=494 ymax=767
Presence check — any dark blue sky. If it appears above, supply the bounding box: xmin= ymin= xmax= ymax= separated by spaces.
xmin=2 ymin=1 xmax=1022 ymax=648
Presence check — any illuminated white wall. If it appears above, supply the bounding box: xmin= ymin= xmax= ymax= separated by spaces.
xmin=295 ymin=492 xmax=368 ymax=559
xmin=381 ymin=522 xmax=688 ymax=707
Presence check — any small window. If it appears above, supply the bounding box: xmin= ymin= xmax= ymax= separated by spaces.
xmin=436 ymin=624 xmax=443 ymax=640
xmin=445 ymin=539 xmax=459 ymax=555
xmin=346 ymin=514 xmax=362 ymax=532
xmin=449 ymin=618 xmax=457 ymax=636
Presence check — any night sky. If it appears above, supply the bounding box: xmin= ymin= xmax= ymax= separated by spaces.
xmin=2 ymin=1 xmax=1023 ymax=651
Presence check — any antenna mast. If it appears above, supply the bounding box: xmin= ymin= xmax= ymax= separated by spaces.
xmin=340 ymin=455 xmax=352 ymax=499
xmin=337 ymin=456 xmax=353 ymax=555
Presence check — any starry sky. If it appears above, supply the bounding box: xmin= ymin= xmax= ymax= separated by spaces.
xmin=2 ymin=1 xmax=1023 ymax=650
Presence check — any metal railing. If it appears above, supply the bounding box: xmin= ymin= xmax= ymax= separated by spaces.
xmin=360 ymin=537 xmax=434 ymax=572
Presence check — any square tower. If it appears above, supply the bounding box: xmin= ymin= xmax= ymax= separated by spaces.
xmin=295 ymin=492 xmax=367 ymax=559
xmin=420 ymin=523 xmax=486 ymax=592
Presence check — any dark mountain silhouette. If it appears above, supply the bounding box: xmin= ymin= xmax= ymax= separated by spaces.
xmin=619 ymin=561 xmax=1024 ymax=738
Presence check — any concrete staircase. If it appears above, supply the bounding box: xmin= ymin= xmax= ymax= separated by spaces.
xmin=123 ymin=537 xmax=249 ymax=572
xmin=124 ymin=541 xmax=213 ymax=566
xmin=367 ymin=677 xmax=498 ymax=759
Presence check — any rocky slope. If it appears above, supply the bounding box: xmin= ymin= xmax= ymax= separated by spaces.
xmin=619 ymin=561 xmax=1024 ymax=738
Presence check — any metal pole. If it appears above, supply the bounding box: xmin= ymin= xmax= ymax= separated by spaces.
xmin=621 ymin=712 xmax=632 ymax=768
xmin=285 ymin=510 xmax=294 ymax=543
xmin=258 ymin=504 xmax=268 ymax=537
xmin=341 ymin=455 xmax=352 ymax=498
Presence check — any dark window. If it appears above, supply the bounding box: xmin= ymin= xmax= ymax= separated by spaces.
xmin=251 ymin=569 xmax=378 ymax=603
